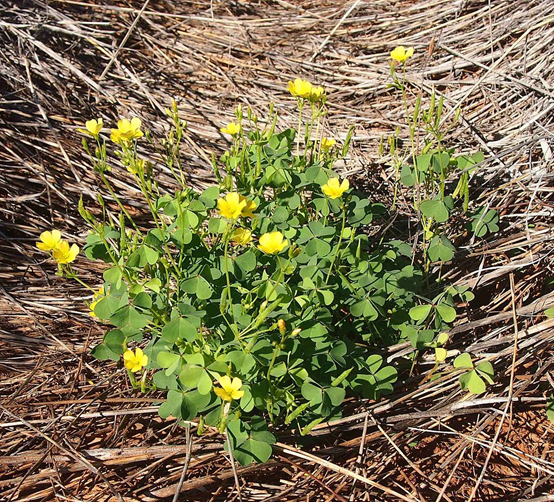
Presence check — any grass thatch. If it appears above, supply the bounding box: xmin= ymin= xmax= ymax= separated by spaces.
xmin=1 ymin=0 xmax=554 ymax=500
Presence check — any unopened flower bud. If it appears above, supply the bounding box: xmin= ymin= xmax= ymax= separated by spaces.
xmin=291 ymin=328 xmax=302 ymax=337
xmin=278 ymin=319 xmax=286 ymax=335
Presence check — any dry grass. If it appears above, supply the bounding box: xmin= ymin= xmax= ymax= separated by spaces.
xmin=1 ymin=0 xmax=554 ymax=500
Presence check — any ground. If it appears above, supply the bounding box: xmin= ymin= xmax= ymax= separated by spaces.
xmin=1 ymin=0 xmax=554 ymax=500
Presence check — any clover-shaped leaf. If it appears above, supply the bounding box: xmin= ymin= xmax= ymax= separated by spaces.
xmin=428 ymin=235 xmax=455 ymax=262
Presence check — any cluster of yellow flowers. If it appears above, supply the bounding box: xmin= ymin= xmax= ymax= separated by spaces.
xmin=122 ymin=347 xmax=244 ymax=403
xmin=287 ymin=78 xmax=325 ymax=102
xmin=78 ymin=117 xmax=144 ymax=145
xmin=36 ymin=230 xmax=79 ymax=265
xmin=216 ymin=176 xmax=349 ymax=255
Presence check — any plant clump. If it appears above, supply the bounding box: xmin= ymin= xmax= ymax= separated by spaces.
xmin=35 ymin=49 xmax=497 ymax=465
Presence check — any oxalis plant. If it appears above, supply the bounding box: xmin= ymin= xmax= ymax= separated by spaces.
xmin=36 ymin=48 xmax=495 ymax=466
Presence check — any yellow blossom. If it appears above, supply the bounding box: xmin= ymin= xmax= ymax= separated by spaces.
xmin=127 ymin=158 xmax=145 ymax=175
xmin=89 ymin=286 xmax=105 ymax=318
xmin=123 ymin=347 xmax=148 ymax=373
xmin=52 ymin=241 xmax=79 ymax=264
xmin=217 ymin=192 xmax=247 ymax=219
xmin=287 ymin=78 xmax=313 ymax=99
xmin=258 ymin=231 xmax=288 ymax=255
xmin=322 ymin=177 xmax=349 ymax=199
xmin=310 ymin=86 xmax=325 ymax=102
xmin=232 ymin=228 xmax=252 ymax=246
xmin=240 ymin=197 xmax=257 ymax=218
xmin=321 ymin=138 xmax=336 ymax=151
xmin=36 ymin=230 xmax=63 ymax=251
xmin=390 ymin=46 xmax=414 ymax=64
xmin=221 ymin=122 xmax=241 ymax=135
xmin=214 ymin=375 xmax=244 ymax=402
xmin=111 ymin=117 xmax=144 ymax=144
xmin=78 ymin=118 xmax=104 ymax=136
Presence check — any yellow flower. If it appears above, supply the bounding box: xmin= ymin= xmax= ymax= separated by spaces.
xmin=322 ymin=177 xmax=349 ymax=199
xmin=52 ymin=241 xmax=79 ymax=264
xmin=240 ymin=197 xmax=257 ymax=218
xmin=321 ymin=138 xmax=336 ymax=151
xmin=310 ymin=86 xmax=325 ymax=102
xmin=110 ymin=117 xmax=144 ymax=144
xmin=123 ymin=347 xmax=148 ymax=373
xmin=390 ymin=46 xmax=414 ymax=64
xmin=89 ymin=286 xmax=105 ymax=318
xmin=258 ymin=231 xmax=289 ymax=255
xmin=287 ymin=78 xmax=313 ymax=99
xmin=127 ymin=158 xmax=145 ymax=175
xmin=232 ymin=228 xmax=252 ymax=246
xmin=78 ymin=118 xmax=104 ymax=136
xmin=221 ymin=122 xmax=241 ymax=135
xmin=214 ymin=375 xmax=244 ymax=402
xmin=36 ymin=230 xmax=62 ymax=251
xmin=217 ymin=192 xmax=247 ymax=219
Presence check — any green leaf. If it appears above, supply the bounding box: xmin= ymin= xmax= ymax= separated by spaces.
xmin=301 ymin=382 xmax=323 ymax=404
xmin=470 ymin=208 xmax=499 ymax=237
xmin=415 ymin=153 xmax=432 ymax=172
xmin=431 ymin=152 xmax=451 ymax=174
xmin=91 ymin=343 xmax=119 ymax=361
xmin=459 ymin=370 xmax=486 ymax=394
xmin=133 ymin=292 xmax=152 ymax=309
xmin=181 ymin=276 xmax=213 ymax=300
xmin=127 ymin=246 xmax=159 ymax=268
xmin=437 ymin=332 xmax=449 ymax=345
xmin=104 ymin=329 xmax=125 ymax=355
xmin=435 ymin=347 xmax=447 ymax=362
xmin=325 ymin=387 xmax=345 ymax=407
xmin=103 ymin=266 xmax=122 ymax=286
xmin=208 ymin=217 xmax=227 ymax=234
xmin=153 ymin=371 xmax=179 ymax=390
xmin=161 ymin=317 xmax=197 ymax=343
xmin=350 ymin=298 xmax=378 ymax=320
xmin=272 ymin=206 xmax=289 ymax=224
xmin=545 ymin=308 xmax=554 ymax=318
xmin=226 ymin=418 xmax=249 ymax=449
xmin=239 ymin=386 xmax=255 ymax=412
xmin=110 ymin=305 xmax=150 ymax=329
xmin=436 ymin=304 xmax=456 ymax=323
xmin=145 ymin=278 xmax=162 ymax=293
xmin=428 ymin=235 xmax=455 ymax=262
xmin=199 ymin=186 xmax=220 ymax=207
xmin=94 ymin=295 xmax=120 ymax=320
xmin=179 ymin=364 xmax=204 ymax=388
xmin=158 ymin=390 xmax=183 ymax=419
xmin=409 ymin=304 xmax=432 ymax=322
xmin=420 ymin=199 xmax=450 ymax=223
xmin=400 ymin=164 xmax=416 ymax=187
xmin=454 ymin=353 xmax=473 ymax=369
xmin=157 ymin=351 xmax=181 ymax=375
xmin=233 ymin=438 xmax=273 ymax=465
xmin=476 ymin=361 xmax=494 ymax=384
xmin=235 ymin=251 xmax=256 ymax=273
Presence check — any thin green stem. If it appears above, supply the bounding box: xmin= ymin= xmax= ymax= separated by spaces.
xmin=100 ymin=173 xmax=142 ymax=236
xmin=326 ymin=203 xmax=347 ymax=284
